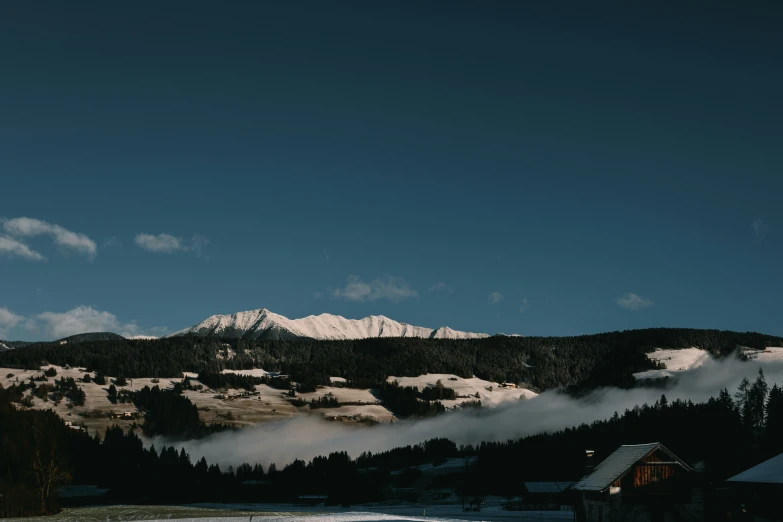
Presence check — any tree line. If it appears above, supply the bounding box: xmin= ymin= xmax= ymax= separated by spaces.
xmin=3 ymin=328 xmax=781 ymax=392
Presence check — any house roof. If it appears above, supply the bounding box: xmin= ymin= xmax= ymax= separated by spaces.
xmin=524 ymin=481 xmax=575 ymax=493
xmin=573 ymin=443 xmax=691 ymax=492
xmin=727 ymin=452 xmax=783 ymax=485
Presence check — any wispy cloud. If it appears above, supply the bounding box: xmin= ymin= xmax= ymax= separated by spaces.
xmin=30 ymin=305 xmax=167 ymax=339
xmin=616 ymin=292 xmax=653 ymax=311
xmin=519 ymin=298 xmax=530 ymax=313
xmin=0 ymin=307 xmax=24 ymax=338
xmin=332 ymin=275 xmax=419 ymax=302
xmin=191 ymin=235 xmax=209 ymax=257
xmin=102 ymin=236 xmax=123 ymax=249
xmin=429 ymin=282 xmax=454 ymax=294
xmin=313 ymin=292 xmax=323 ymax=300
xmin=488 ymin=291 xmax=504 ymax=304
xmin=752 ymin=219 xmax=768 ymax=242
xmin=135 ymin=233 xmax=208 ymax=255
xmin=2 ymin=217 xmax=97 ymax=258
xmin=0 ymin=235 xmax=46 ymax=261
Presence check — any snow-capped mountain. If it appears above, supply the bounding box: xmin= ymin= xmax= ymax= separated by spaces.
xmin=168 ymin=308 xmax=492 ymax=341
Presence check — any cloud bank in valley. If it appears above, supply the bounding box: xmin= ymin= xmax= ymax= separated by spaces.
xmin=170 ymin=356 xmax=783 ymax=469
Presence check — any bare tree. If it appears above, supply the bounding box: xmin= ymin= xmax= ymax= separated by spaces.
xmin=30 ymin=423 xmax=71 ymax=514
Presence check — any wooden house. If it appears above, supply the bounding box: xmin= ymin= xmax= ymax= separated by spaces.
xmin=573 ymin=442 xmax=694 ymax=522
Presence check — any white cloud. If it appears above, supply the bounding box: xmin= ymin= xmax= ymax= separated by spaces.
xmin=519 ymin=298 xmax=530 ymax=313
xmin=2 ymin=217 xmax=96 ymax=258
xmin=135 ymin=233 xmax=208 ymax=255
xmin=332 ymin=275 xmax=419 ymax=302
xmin=616 ymin=292 xmax=653 ymax=310
xmin=0 ymin=307 xmax=24 ymax=338
xmin=0 ymin=235 xmax=46 ymax=261
xmin=135 ymin=233 xmax=184 ymax=253
xmin=32 ymin=306 xmax=167 ymax=339
xmin=488 ymin=292 xmax=504 ymax=304
xmin=428 ymin=282 xmax=454 ymax=294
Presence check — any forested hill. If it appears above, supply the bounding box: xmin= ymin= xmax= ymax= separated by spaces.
xmin=1 ymin=328 xmax=781 ymax=392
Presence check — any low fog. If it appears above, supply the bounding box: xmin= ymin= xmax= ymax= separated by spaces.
xmin=166 ymin=357 xmax=783 ymax=469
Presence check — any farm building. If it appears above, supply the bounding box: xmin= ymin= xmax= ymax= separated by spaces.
xmin=725 ymin=451 xmax=783 ymax=522
xmin=573 ymin=442 xmax=696 ymax=522
xmin=521 ymin=481 xmax=575 ymax=511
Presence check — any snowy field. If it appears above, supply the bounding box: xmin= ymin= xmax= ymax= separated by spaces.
xmin=633 ymin=348 xmax=712 ymax=380
xmin=387 ymin=374 xmax=537 ymax=408
xmin=746 ymin=347 xmax=783 ymax=363
xmin=0 ymin=367 xmax=540 ymax=434
xmin=12 ymin=504 xmax=573 ymax=522
xmin=0 ymin=365 xmax=396 ymax=433
xmin=0 ymin=365 xmax=171 ymax=434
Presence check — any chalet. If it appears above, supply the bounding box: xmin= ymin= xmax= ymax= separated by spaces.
xmin=573 ymin=442 xmax=694 ymax=522
xmin=725 ymin=451 xmax=783 ymax=522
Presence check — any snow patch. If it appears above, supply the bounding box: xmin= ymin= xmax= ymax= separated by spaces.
xmin=744 ymin=347 xmax=783 ymax=363
xmin=387 ymin=373 xmax=537 ymax=408
xmin=221 ymin=368 xmax=270 ymax=378
xmin=634 ymin=348 xmax=712 ymax=380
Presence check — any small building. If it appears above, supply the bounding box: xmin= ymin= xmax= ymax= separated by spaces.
xmin=573 ymin=442 xmax=694 ymax=522
xmin=521 ymin=481 xmax=575 ymax=511
xmin=725 ymin=451 xmax=783 ymax=522
xmin=296 ymin=495 xmax=328 ymax=506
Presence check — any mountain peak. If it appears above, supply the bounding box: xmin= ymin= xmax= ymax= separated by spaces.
xmin=168 ymin=308 xmax=494 ymax=341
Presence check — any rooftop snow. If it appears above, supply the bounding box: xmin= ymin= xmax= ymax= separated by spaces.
xmin=727 ymin=452 xmax=783 ymax=484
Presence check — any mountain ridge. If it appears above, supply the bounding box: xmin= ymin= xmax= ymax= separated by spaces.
xmin=167 ymin=308 xmax=495 ymax=341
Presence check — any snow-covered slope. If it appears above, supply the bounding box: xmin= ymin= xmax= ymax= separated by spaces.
xmin=634 ymin=348 xmax=712 ymax=380
xmin=0 ymin=342 xmax=10 ymax=352
xmin=168 ymin=308 xmax=491 ymax=341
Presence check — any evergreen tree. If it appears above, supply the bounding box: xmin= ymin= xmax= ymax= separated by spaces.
xmin=747 ymin=369 xmax=769 ymax=435
xmin=763 ymin=384 xmax=783 ymax=455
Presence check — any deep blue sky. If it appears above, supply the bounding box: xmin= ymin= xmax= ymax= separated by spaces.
xmin=1 ymin=2 xmax=782 ymax=341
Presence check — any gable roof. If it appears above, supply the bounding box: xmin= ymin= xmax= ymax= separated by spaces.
xmin=524 ymin=481 xmax=575 ymax=494
xmin=573 ymin=443 xmax=691 ymax=492
xmin=727 ymin=452 xmax=783 ymax=485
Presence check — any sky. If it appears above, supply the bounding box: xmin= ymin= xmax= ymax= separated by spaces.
xmin=1 ymin=2 xmax=782 ymax=341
